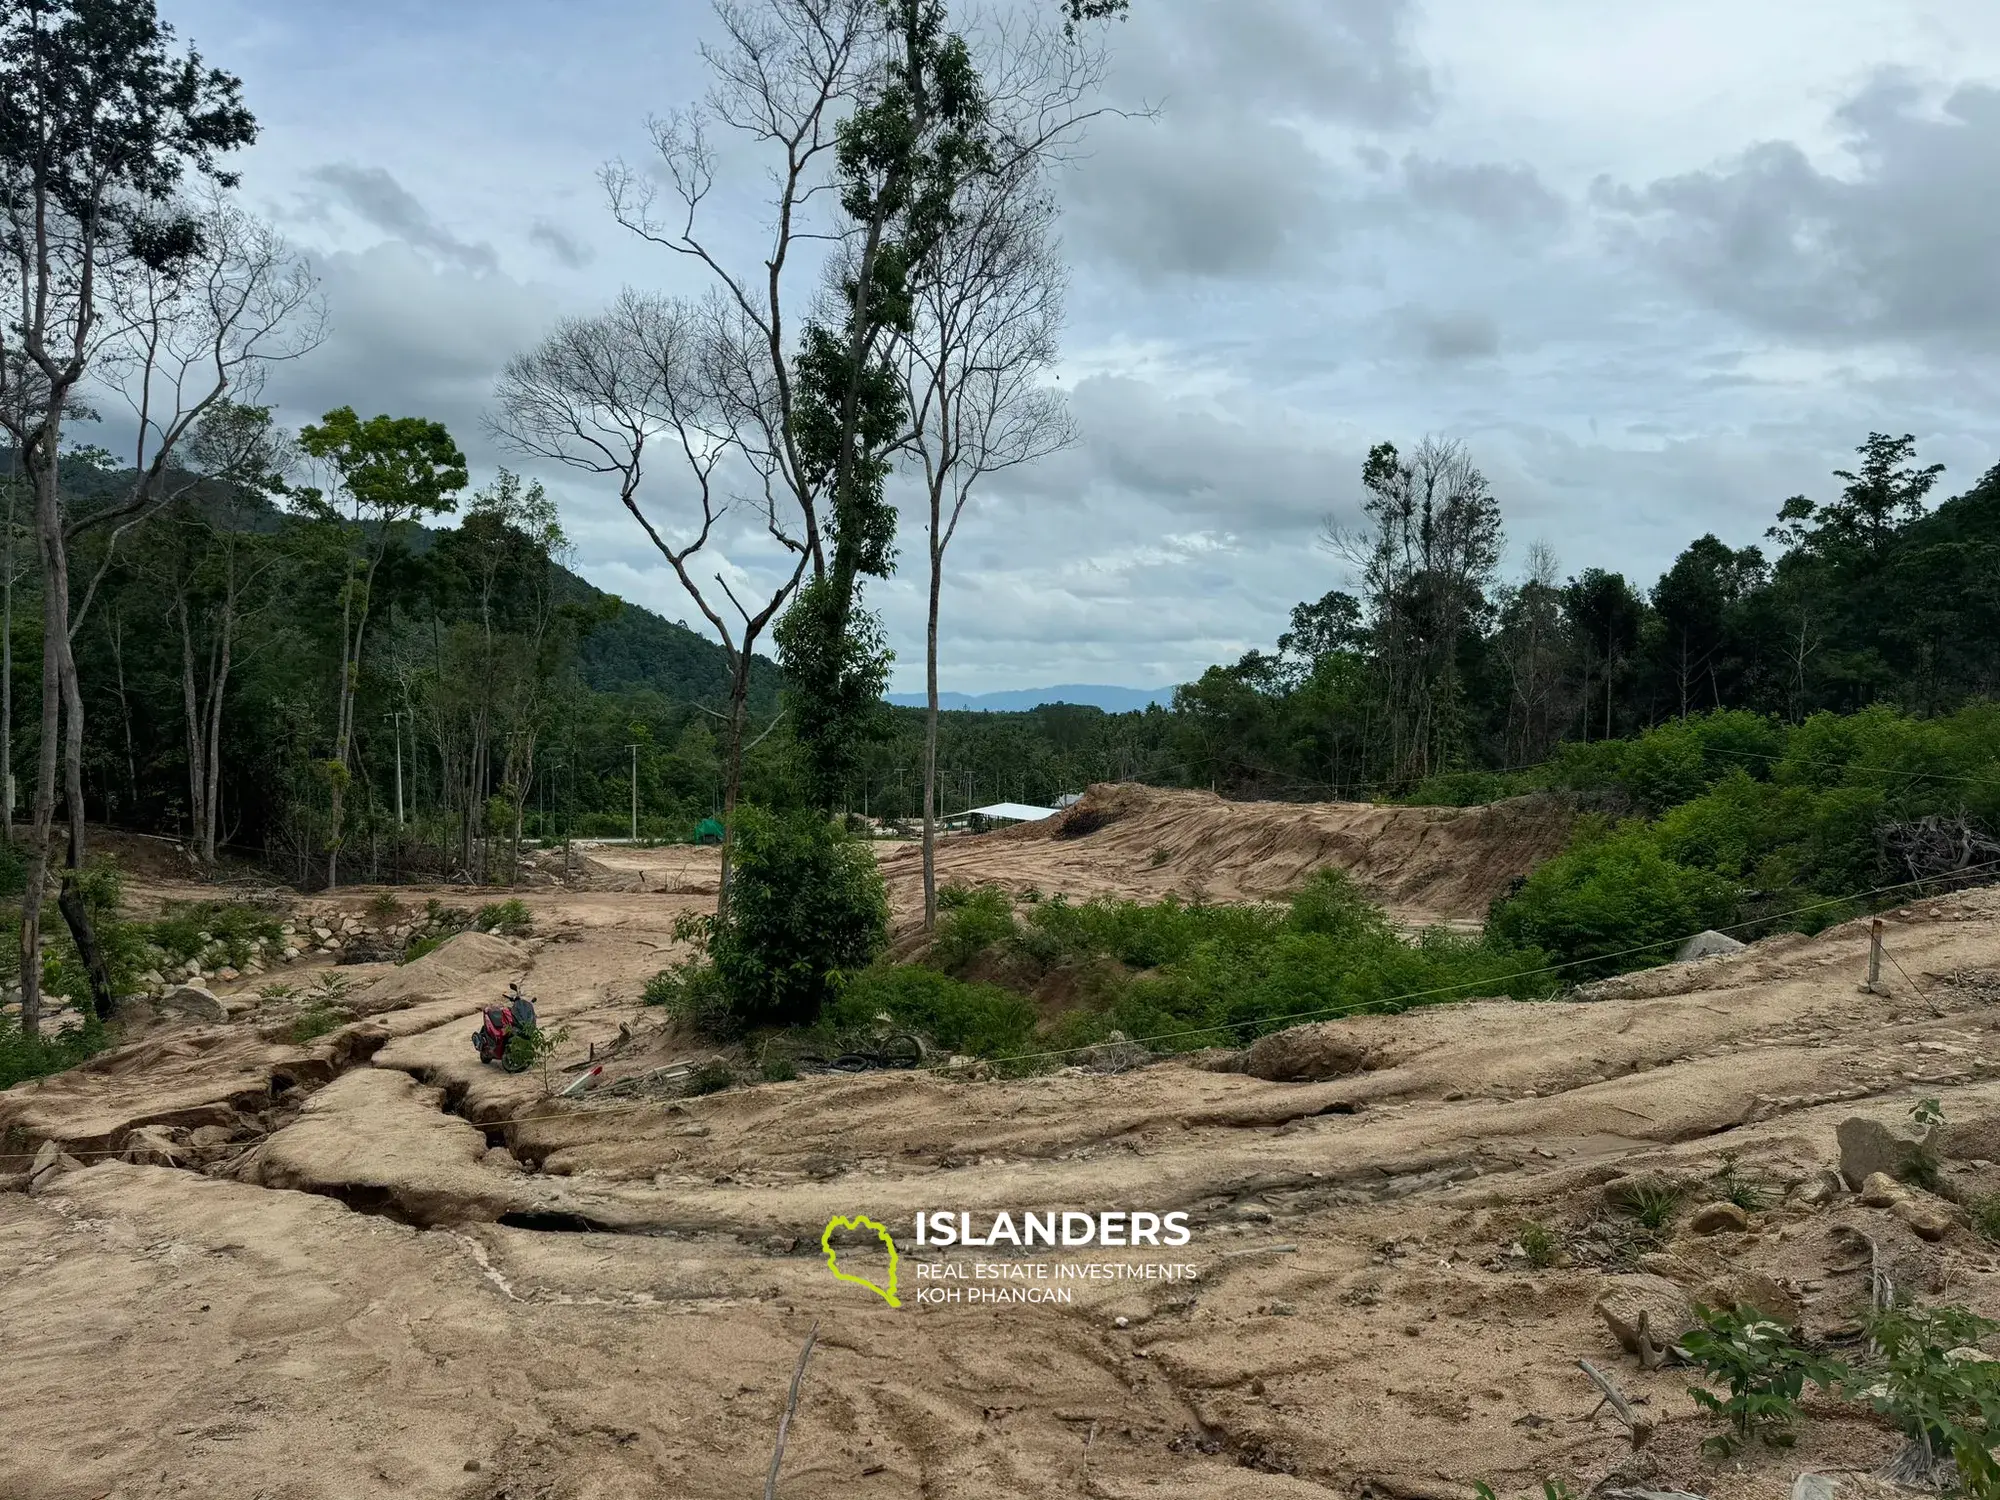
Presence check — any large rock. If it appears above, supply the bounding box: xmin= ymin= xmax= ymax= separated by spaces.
xmin=120 ymin=1125 xmax=188 ymax=1167
xmin=1861 ymin=1171 xmax=1910 ymax=1207
xmin=1892 ymin=1197 xmax=1953 ymax=1242
xmin=1695 ymin=1269 xmax=1801 ymax=1328
xmin=1594 ymin=1274 xmax=1695 ymax=1356
xmin=1677 ymin=929 xmax=1746 ymax=962
xmin=1240 ymin=1024 xmax=1370 ymax=1082
xmin=1688 ymin=1200 xmax=1751 ymax=1234
xmin=347 ymin=932 xmax=530 ymax=1017
xmin=1838 ymin=1116 xmax=1928 ymax=1189
xmin=158 ymin=984 xmax=225 ymax=1024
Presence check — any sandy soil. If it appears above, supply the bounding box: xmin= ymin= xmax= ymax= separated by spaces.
xmin=3 ymin=796 xmax=1999 ymax=1499
xmin=880 ymin=783 xmax=1574 ymax=929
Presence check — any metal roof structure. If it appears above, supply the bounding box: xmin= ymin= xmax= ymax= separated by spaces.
xmin=955 ymin=801 xmax=1060 ymax=823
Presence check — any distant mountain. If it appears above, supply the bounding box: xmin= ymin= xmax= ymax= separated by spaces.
xmin=887 ymin=684 xmax=1175 ymax=713
xmin=561 ymin=574 xmax=785 ymax=712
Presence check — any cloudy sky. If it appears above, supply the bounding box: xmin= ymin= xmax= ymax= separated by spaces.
xmin=158 ymin=0 xmax=2000 ymax=693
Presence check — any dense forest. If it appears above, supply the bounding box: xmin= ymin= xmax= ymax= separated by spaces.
xmin=7 ymin=425 xmax=1997 ymax=884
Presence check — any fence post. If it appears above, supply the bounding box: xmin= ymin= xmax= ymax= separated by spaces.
xmin=1866 ymin=917 xmax=1884 ymax=993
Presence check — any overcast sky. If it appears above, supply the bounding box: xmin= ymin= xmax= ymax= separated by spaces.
xmin=157 ymin=0 xmax=2000 ymax=693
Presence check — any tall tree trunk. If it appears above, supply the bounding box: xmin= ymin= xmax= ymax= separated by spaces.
xmin=922 ymin=540 xmax=943 ymax=931
xmin=2 ymin=474 xmax=14 ymax=845
xmin=717 ymin=656 xmax=750 ymax=921
xmin=176 ymin=600 xmax=208 ymax=853
xmin=202 ymin=607 xmax=234 ymax=863
xmin=108 ymin=615 xmax=139 ymax=815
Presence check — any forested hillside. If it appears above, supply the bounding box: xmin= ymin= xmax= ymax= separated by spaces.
xmin=15 ymin=427 xmax=2000 ymax=874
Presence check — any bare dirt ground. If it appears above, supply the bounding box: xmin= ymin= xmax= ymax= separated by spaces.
xmin=3 ymin=793 xmax=1999 ymax=1499
xmin=878 ymin=783 xmax=1577 ymax=929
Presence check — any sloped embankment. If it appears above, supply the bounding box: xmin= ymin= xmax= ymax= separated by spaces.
xmin=882 ymin=781 xmax=1574 ymax=927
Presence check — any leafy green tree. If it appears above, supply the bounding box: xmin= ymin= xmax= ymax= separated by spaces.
xmin=293 ymin=408 xmax=466 ymax=886
xmin=782 ymin=0 xmax=995 ymax=808
xmin=711 ymin=806 xmax=888 ymax=1029
xmin=0 ymin=0 xmax=259 ymax=1026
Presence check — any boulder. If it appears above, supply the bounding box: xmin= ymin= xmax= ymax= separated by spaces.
xmin=1688 ymin=1200 xmax=1751 ymax=1235
xmin=1240 ymin=1023 xmax=1370 ymax=1082
xmin=1594 ymin=1274 xmax=1695 ymax=1356
xmin=121 ymin=1125 xmax=188 ymax=1167
xmin=1892 ymin=1197 xmax=1953 ymax=1242
xmin=187 ymin=1124 xmax=236 ymax=1151
xmin=1861 ymin=1171 xmax=1910 ymax=1207
xmin=1791 ymin=1169 xmax=1845 ymax=1208
xmin=1677 ymin=930 xmax=1746 ymax=962
xmin=1695 ymin=1269 xmax=1801 ymax=1328
xmin=158 ymin=984 xmax=225 ymax=1024
xmin=1838 ymin=1116 xmax=1928 ymax=1189
xmin=27 ymin=1140 xmax=83 ymax=1194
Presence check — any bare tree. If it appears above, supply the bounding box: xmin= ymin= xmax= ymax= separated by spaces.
xmin=578 ymin=0 xmax=1120 ymax=842
xmin=493 ymin=292 xmax=808 ymax=911
xmin=898 ymin=159 xmax=1072 ymax=929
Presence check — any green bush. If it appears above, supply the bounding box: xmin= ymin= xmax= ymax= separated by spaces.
xmin=1858 ymin=1304 xmax=2000 ymax=1495
xmin=1683 ymin=1303 xmax=1845 ymax=1454
xmin=709 ymin=807 xmax=887 ymax=1031
xmin=1104 ymin=871 xmax=1553 ymax=1050
xmin=928 ymin=886 xmax=1018 ymax=972
xmin=1486 ymin=818 xmax=1739 ymax=976
xmin=1026 ymin=889 xmax=1285 ymax=970
xmin=1399 ymin=769 xmax=1535 ymax=807
xmin=685 ymin=1060 xmax=736 ymax=1095
xmin=0 ymin=1013 xmax=106 ymax=1090
xmin=830 ymin=966 xmax=1044 ymax=1057
xmin=473 ymin=898 xmax=533 ymax=936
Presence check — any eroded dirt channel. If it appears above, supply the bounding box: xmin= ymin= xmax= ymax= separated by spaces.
xmin=6 ymin=806 xmax=2000 ymax=1498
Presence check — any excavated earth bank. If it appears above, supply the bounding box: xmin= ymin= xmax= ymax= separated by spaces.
xmin=3 ymin=799 xmax=1999 ymax=1499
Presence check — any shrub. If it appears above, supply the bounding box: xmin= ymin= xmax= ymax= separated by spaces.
xmin=1857 ymin=1304 xmax=2000 ymax=1495
xmin=1615 ymin=1179 xmax=1685 ymax=1230
xmin=709 ymin=808 xmax=887 ymax=1031
xmin=1400 ymin=769 xmax=1534 ymax=807
xmin=286 ymin=1001 xmax=347 ymax=1045
xmin=641 ymin=960 xmax=733 ymax=1033
xmin=0 ymin=1013 xmax=106 ymax=1090
xmin=1516 ymin=1220 xmax=1560 ymax=1268
xmin=685 ymin=1060 xmax=735 ymax=1096
xmin=927 ymin=886 xmax=1018 ymax=972
xmin=760 ymin=1053 xmax=798 ymax=1083
xmin=1102 ymin=872 xmax=1554 ymax=1051
xmin=1683 ymin=1303 xmax=1845 ymax=1454
xmin=829 ymin=967 xmax=1043 ymax=1058
xmin=1486 ymin=819 xmax=1739 ymax=975
xmin=474 ymin=898 xmax=533 ymax=936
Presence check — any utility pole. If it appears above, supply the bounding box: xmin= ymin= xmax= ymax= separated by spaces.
xmin=627 ymin=743 xmax=640 ymax=843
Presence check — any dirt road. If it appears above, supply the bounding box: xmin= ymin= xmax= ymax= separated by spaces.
xmin=4 ymin=809 xmax=1999 ymax=1498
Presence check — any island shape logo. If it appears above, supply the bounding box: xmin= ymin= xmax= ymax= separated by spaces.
xmin=821 ymin=1214 xmax=901 ymax=1307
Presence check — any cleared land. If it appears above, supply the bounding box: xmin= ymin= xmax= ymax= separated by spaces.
xmin=3 ymin=791 xmax=1998 ymax=1499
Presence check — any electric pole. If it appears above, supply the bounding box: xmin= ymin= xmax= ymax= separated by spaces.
xmin=627 ymin=743 xmax=640 ymax=842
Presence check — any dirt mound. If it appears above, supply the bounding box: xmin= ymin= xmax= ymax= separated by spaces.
xmin=349 ymin=930 xmax=531 ymax=1015
xmin=884 ymin=781 xmax=1574 ymax=927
